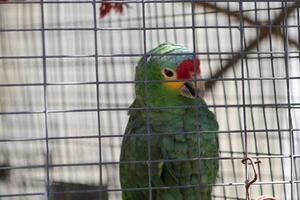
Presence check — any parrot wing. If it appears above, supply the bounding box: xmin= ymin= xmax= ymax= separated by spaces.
xmin=156 ymin=99 xmax=219 ymax=200
xmin=120 ymin=99 xmax=219 ymax=200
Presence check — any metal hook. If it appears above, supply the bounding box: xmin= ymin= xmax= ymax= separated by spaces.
xmin=241 ymin=157 xmax=261 ymax=200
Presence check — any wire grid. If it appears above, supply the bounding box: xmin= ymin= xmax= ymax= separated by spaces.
xmin=0 ymin=1 xmax=300 ymax=199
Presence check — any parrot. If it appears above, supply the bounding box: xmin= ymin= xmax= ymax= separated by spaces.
xmin=120 ymin=43 xmax=219 ymax=200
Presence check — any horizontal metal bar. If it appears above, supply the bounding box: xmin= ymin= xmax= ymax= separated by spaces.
xmin=0 ymin=82 xmax=99 ymax=87
xmin=1 ymin=0 xmax=295 ymax=4
xmin=1 ymin=128 xmax=299 ymax=143
xmin=0 ymin=192 xmax=45 ymax=198
xmin=0 ymin=179 xmax=292 ymax=198
xmin=1 ymin=24 xmax=300 ymax=32
xmin=1 ymin=55 xmax=299 ymax=65
xmin=1 ymin=102 xmax=300 ymax=116
xmin=1 ymin=75 xmax=300 ymax=88
xmin=2 ymin=51 xmax=300 ymax=60
xmin=0 ymin=111 xmax=44 ymax=115
xmin=0 ymin=0 xmax=297 ymax=5
xmin=48 ymin=180 xmax=296 ymax=194
xmin=0 ymin=155 xmax=294 ymax=172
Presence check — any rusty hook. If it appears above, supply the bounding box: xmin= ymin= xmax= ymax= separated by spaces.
xmin=241 ymin=157 xmax=261 ymax=200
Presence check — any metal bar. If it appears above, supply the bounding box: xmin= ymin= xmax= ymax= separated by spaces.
xmin=238 ymin=1 xmax=249 ymax=199
xmin=267 ymin=1 xmax=288 ymax=198
xmin=224 ymin=1 xmax=242 ymax=197
xmin=0 ymin=179 xmax=292 ymax=199
xmin=39 ymin=0 xmax=50 ymax=198
xmin=295 ymin=5 xmax=300 ymax=198
xmin=2 ymin=75 xmax=300 ymax=87
xmin=202 ymin=3 xmax=228 ymax=197
xmin=282 ymin=1 xmax=295 ymax=199
xmin=212 ymin=1 xmax=239 ymax=197
xmin=0 ymin=192 xmax=46 ymax=198
xmin=251 ymin=4 xmax=264 ymax=196
xmin=141 ymin=0 xmax=153 ymax=199
xmin=1 ymin=128 xmax=299 ymax=144
xmin=3 ymin=24 xmax=300 ymax=32
xmin=91 ymin=0 xmax=103 ymax=193
xmin=3 ymin=102 xmax=300 ymax=116
xmin=2 ymin=74 xmax=300 ymax=87
xmin=0 ymin=155 xmax=295 ymax=171
xmin=1 ymin=0 xmax=299 ymax=4
xmin=244 ymin=2 xmax=265 ymax=195
xmin=3 ymin=51 xmax=300 ymax=60
xmin=0 ymin=127 xmax=299 ymax=142
xmin=191 ymin=0 xmax=205 ymax=195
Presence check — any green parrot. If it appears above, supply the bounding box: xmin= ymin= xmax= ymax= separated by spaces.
xmin=120 ymin=43 xmax=219 ymax=200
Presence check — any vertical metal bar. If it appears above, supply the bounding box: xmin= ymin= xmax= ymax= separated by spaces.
xmin=282 ymin=1 xmax=294 ymax=199
xmin=266 ymin=2 xmax=288 ymax=199
xmin=154 ymin=2 xmax=160 ymax=42
xmin=191 ymin=0 xmax=211 ymax=196
xmin=203 ymin=2 xmax=224 ymax=197
xmin=92 ymin=0 xmax=103 ymax=196
xmin=23 ymin=5 xmax=38 ymax=193
xmin=243 ymin=33 xmax=263 ymax=196
xmin=146 ymin=4 xmax=153 ymax=47
xmin=244 ymin=2 xmax=273 ymax=196
xmin=162 ymin=3 xmax=168 ymax=42
xmin=296 ymin=5 xmax=300 ymax=198
xmin=256 ymin=2 xmax=275 ymax=196
xmin=214 ymin=2 xmax=239 ymax=198
xmin=182 ymin=2 xmax=188 ymax=46
xmin=142 ymin=1 xmax=152 ymax=199
xmin=171 ymin=3 xmax=178 ymax=42
xmin=227 ymin=1 xmax=245 ymax=196
xmin=40 ymin=0 xmax=50 ymax=199
xmin=190 ymin=0 xmax=201 ymax=193
xmin=238 ymin=1 xmax=248 ymax=199
xmin=108 ymin=15 xmax=120 ymax=181
xmin=191 ymin=2 xmax=197 ymax=84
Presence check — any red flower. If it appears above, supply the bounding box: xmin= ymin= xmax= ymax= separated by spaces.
xmin=99 ymin=1 xmax=124 ymax=18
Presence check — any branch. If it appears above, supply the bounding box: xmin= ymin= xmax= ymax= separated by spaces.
xmin=197 ymin=2 xmax=300 ymax=90
xmin=275 ymin=31 xmax=299 ymax=49
xmin=195 ymin=2 xmax=257 ymax=26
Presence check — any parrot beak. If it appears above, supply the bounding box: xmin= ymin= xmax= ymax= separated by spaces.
xmin=175 ymin=59 xmax=204 ymax=98
xmin=180 ymin=78 xmax=205 ymax=99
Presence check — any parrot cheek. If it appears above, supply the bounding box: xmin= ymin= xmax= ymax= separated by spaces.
xmin=162 ymin=76 xmax=185 ymax=90
xmin=163 ymin=81 xmax=185 ymax=90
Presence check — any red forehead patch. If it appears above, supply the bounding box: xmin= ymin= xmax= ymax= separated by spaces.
xmin=176 ymin=59 xmax=200 ymax=80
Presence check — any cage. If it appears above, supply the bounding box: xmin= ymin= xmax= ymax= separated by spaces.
xmin=0 ymin=0 xmax=300 ymax=200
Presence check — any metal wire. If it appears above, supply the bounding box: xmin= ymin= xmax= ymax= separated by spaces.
xmin=282 ymin=1 xmax=295 ymax=198
xmin=1 ymin=1 xmax=300 ymax=199
xmin=40 ymin=0 xmax=51 ymax=198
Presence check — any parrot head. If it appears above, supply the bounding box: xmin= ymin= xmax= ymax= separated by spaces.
xmin=135 ymin=43 xmax=205 ymax=106
xmin=160 ymin=58 xmax=204 ymax=99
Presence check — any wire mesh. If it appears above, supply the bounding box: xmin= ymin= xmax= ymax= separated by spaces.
xmin=0 ymin=1 xmax=300 ymax=199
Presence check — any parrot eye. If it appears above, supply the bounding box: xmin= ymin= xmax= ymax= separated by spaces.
xmin=162 ymin=68 xmax=175 ymax=78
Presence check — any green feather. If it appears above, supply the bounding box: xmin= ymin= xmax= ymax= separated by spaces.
xmin=120 ymin=43 xmax=219 ymax=200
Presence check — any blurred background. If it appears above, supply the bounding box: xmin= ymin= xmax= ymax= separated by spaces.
xmin=0 ymin=1 xmax=300 ymax=199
